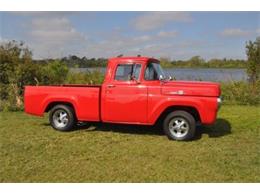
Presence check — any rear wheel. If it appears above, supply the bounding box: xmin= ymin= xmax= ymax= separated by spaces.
xmin=163 ymin=111 xmax=195 ymax=141
xmin=49 ymin=104 xmax=76 ymax=131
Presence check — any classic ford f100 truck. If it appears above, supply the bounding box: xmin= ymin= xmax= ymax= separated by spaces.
xmin=24 ymin=56 xmax=221 ymax=141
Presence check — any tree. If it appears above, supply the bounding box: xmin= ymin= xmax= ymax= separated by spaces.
xmin=188 ymin=56 xmax=205 ymax=67
xmin=160 ymin=57 xmax=172 ymax=68
xmin=41 ymin=60 xmax=69 ymax=85
xmin=246 ymin=37 xmax=260 ymax=84
xmin=0 ymin=41 xmax=42 ymax=110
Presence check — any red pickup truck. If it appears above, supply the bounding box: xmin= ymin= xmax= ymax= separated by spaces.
xmin=24 ymin=56 xmax=221 ymax=141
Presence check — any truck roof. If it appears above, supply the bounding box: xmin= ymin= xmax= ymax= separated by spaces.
xmin=109 ymin=56 xmax=159 ymax=63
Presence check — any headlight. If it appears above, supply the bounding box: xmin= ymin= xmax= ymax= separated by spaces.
xmin=217 ymin=97 xmax=222 ymax=110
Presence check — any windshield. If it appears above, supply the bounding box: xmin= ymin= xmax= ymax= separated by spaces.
xmin=144 ymin=62 xmax=166 ymax=80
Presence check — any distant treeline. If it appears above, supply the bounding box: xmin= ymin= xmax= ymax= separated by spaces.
xmin=160 ymin=56 xmax=246 ymax=68
xmin=34 ymin=56 xmax=108 ymax=68
xmin=33 ymin=55 xmax=246 ymax=69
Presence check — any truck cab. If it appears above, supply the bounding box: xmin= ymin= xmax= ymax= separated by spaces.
xmin=24 ymin=56 xmax=221 ymax=141
xmin=101 ymin=57 xmax=161 ymax=123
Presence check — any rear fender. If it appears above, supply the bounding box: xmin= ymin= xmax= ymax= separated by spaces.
xmin=42 ymin=96 xmax=78 ymax=117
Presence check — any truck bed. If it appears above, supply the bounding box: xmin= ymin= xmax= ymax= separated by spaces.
xmin=24 ymin=85 xmax=101 ymax=121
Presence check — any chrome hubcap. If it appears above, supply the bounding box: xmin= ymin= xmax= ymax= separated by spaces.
xmin=169 ymin=117 xmax=189 ymax=138
xmin=53 ymin=109 xmax=69 ymax=128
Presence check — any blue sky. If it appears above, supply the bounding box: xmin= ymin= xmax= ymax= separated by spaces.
xmin=0 ymin=12 xmax=259 ymax=60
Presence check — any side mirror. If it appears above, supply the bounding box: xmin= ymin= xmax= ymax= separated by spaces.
xmin=168 ymin=75 xmax=173 ymax=80
xmin=159 ymin=75 xmax=173 ymax=81
xmin=159 ymin=75 xmax=164 ymax=81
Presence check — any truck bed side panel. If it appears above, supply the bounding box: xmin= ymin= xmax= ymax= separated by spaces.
xmin=25 ymin=86 xmax=100 ymax=121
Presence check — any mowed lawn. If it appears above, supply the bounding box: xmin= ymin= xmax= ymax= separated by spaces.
xmin=0 ymin=105 xmax=259 ymax=182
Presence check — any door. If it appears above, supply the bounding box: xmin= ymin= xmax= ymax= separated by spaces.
xmin=103 ymin=63 xmax=147 ymax=123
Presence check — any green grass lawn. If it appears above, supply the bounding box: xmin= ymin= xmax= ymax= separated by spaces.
xmin=0 ymin=105 xmax=259 ymax=182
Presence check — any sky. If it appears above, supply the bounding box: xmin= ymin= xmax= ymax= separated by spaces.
xmin=0 ymin=12 xmax=259 ymax=60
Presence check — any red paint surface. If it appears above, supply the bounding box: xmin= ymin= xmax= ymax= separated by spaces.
xmin=24 ymin=56 xmax=221 ymax=125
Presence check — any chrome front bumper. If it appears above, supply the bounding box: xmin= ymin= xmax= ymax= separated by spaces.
xmin=217 ymin=97 xmax=222 ymax=110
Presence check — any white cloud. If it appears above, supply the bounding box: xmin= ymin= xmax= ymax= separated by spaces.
xmin=220 ymin=28 xmax=251 ymax=37
xmin=78 ymin=30 xmax=180 ymax=58
xmin=0 ymin=36 xmax=8 ymax=44
xmin=11 ymin=11 xmax=75 ymax=18
xmin=157 ymin=30 xmax=178 ymax=38
xmin=133 ymin=35 xmax=152 ymax=42
xmin=30 ymin=17 xmax=85 ymax=42
xmin=256 ymin=28 xmax=260 ymax=35
xmin=25 ymin=16 xmax=86 ymax=58
xmin=129 ymin=31 xmax=178 ymax=43
xmin=132 ymin=12 xmax=192 ymax=31
xmin=10 ymin=12 xmax=247 ymax=60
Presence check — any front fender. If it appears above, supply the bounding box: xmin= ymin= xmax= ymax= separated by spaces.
xmin=148 ymin=96 xmax=217 ymax=125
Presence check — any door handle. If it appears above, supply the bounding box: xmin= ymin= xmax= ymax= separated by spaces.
xmin=107 ymin=84 xmax=115 ymax=88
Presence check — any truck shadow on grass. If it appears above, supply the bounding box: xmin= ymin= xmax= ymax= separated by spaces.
xmin=71 ymin=118 xmax=231 ymax=140
xmin=76 ymin=122 xmax=164 ymax=136
xmin=194 ymin=118 xmax=231 ymax=140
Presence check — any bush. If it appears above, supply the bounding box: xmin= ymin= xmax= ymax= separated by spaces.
xmin=0 ymin=41 xmax=35 ymax=111
xmin=66 ymin=70 xmax=104 ymax=85
xmin=221 ymin=81 xmax=260 ymax=105
xmin=0 ymin=84 xmax=24 ymax=111
xmin=41 ymin=60 xmax=69 ymax=85
xmin=0 ymin=41 xmax=71 ymax=111
xmin=246 ymin=37 xmax=260 ymax=84
xmin=0 ymin=69 xmax=104 ymax=111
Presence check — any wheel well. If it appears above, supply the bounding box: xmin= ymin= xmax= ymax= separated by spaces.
xmin=45 ymin=102 xmax=75 ymax=113
xmin=156 ymin=106 xmax=201 ymax=124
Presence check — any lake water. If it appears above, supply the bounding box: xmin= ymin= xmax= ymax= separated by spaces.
xmin=71 ymin=67 xmax=247 ymax=82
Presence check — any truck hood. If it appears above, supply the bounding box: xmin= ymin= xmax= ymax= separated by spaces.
xmin=161 ymin=80 xmax=221 ymax=97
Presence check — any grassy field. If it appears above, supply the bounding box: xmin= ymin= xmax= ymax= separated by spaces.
xmin=0 ymin=105 xmax=259 ymax=182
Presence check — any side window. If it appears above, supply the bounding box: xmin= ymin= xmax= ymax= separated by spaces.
xmin=114 ymin=64 xmax=141 ymax=81
xmin=144 ymin=63 xmax=158 ymax=80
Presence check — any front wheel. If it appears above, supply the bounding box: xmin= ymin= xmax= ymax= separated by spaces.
xmin=163 ymin=111 xmax=195 ymax=141
xmin=49 ymin=104 xmax=76 ymax=131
